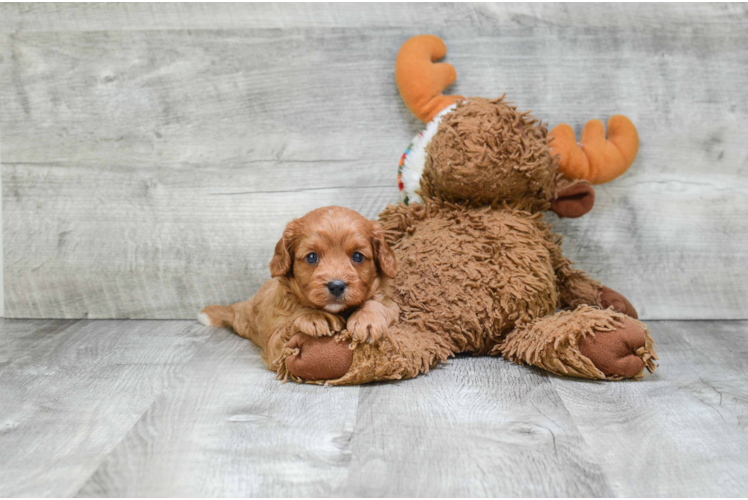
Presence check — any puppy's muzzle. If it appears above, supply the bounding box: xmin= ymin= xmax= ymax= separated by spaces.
xmin=326 ymin=280 xmax=347 ymax=298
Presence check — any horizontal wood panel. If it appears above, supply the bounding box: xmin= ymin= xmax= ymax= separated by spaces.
xmin=2 ymin=12 xmax=747 ymax=318
xmin=0 ymin=3 xmax=745 ymax=32
xmin=2 ymin=163 xmax=398 ymax=318
xmin=0 ymin=3 xmax=483 ymax=31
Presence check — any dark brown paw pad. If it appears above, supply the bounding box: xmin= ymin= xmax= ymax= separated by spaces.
xmin=600 ymin=286 xmax=638 ymax=319
xmin=285 ymin=333 xmax=354 ymax=381
xmin=578 ymin=317 xmax=657 ymax=379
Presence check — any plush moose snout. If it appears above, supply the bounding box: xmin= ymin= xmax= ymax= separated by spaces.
xmin=551 ymin=181 xmax=595 ymax=218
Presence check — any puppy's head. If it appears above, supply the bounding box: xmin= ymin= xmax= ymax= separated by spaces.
xmin=269 ymin=206 xmax=396 ymax=313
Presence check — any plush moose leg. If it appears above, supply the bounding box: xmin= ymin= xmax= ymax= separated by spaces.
xmin=281 ymin=304 xmax=657 ymax=383
xmin=280 ymin=323 xmax=453 ymax=385
xmin=497 ymin=306 xmax=657 ymax=380
xmin=546 ymin=230 xmax=640 ymax=319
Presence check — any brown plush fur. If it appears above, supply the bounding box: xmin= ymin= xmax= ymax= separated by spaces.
xmin=421 ymin=97 xmax=556 ymax=210
xmin=200 ymin=206 xmax=399 ymax=375
xmin=275 ymin=98 xmax=658 ymax=384
xmin=501 ymin=306 xmax=656 ymax=379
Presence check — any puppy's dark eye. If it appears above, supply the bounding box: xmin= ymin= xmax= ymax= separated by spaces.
xmin=305 ymin=253 xmax=318 ymax=264
xmin=352 ymin=252 xmax=364 ymax=263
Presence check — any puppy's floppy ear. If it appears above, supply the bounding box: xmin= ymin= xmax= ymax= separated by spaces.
xmin=369 ymin=221 xmax=397 ymax=278
xmin=269 ymin=221 xmax=297 ymax=277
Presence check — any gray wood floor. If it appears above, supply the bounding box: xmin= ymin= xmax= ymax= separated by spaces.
xmin=0 ymin=318 xmax=746 ymax=497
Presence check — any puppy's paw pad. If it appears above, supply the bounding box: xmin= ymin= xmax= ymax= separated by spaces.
xmin=286 ymin=334 xmax=353 ymax=381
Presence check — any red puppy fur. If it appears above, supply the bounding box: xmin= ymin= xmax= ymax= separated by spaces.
xmin=199 ymin=206 xmax=399 ymax=375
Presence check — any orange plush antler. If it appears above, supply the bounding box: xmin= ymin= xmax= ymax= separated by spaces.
xmin=549 ymin=115 xmax=639 ymax=184
xmin=395 ymin=35 xmax=464 ymax=123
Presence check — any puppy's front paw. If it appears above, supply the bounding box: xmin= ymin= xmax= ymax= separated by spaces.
xmin=347 ymin=310 xmax=389 ymax=343
xmin=294 ymin=311 xmax=344 ymax=337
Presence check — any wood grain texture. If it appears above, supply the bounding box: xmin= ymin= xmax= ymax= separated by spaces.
xmin=0 ymin=318 xmax=211 ymax=497
xmin=0 ymin=140 xmax=3 ymax=318
xmin=0 ymin=2 xmax=483 ymax=31
xmin=0 ymin=27 xmax=407 ymax=319
xmin=1 ymin=3 xmax=746 ymax=31
xmin=552 ymin=320 xmax=748 ymax=496
xmin=342 ymin=358 xmax=610 ymax=497
xmin=80 ymin=351 xmax=614 ymax=497
xmin=77 ymin=329 xmax=361 ymax=497
xmin=1 ymin=4 xmax=747 ymax=319
xmin=0 ymin=318 xmax=744 ymax=496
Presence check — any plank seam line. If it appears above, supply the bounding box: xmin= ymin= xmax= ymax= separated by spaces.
xmin=209 ymin=184 xmax=393 ymax=195
xmin=69 ymin=324 xmax=214 ymax=497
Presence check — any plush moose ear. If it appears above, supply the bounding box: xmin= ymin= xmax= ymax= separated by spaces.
xmin=551 ymin=180 xmax=595 ymax=218
xmin=269 ymin=222 xmax=296 ymax=277
xmin=369 ymin=221 xmax=397 ymax=278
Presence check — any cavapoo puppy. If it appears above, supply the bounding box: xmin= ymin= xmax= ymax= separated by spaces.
xmin=199 ymin=206 xmax=399 ymax=378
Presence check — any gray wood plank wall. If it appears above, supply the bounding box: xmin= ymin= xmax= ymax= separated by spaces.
xmin=1 ymin=3 xmax=747 ymax=319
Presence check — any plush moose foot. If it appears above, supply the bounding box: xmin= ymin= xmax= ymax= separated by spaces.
xmin=500 ymin=305 xmax=657 ymax=380
xmin=600 ymin=286 xmax=638 ymax=319
xmin=578 ymin=316 xmax=656 ymax=379
xmin=281 ymin=324 xmax=453 ymax=385
xmin=285 ymin=333 xmax=353 ymax=382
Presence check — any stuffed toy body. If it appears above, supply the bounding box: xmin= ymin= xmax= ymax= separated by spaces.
xmin=236 ymin=35 xmax=658 ymax=384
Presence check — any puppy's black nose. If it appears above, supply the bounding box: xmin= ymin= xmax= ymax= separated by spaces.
xmin=326 ymin=280 xmax=347 ymax=298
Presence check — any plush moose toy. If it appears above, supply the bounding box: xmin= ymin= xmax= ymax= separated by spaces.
xmin=273 ymin=35 xmax=658 ymax=384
